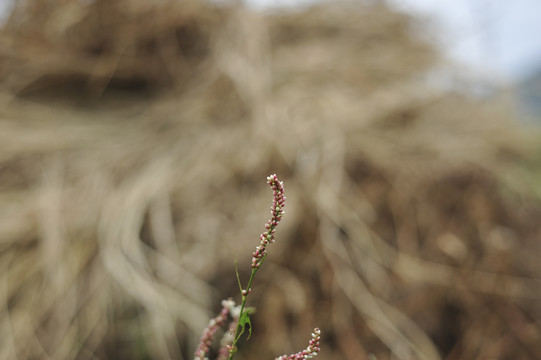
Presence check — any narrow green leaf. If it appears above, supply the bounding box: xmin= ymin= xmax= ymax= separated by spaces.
xmin=234 ymin=259 xmax=243 ymax=293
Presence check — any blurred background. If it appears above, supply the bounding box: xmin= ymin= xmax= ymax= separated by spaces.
xmin=1 ymin=0 xmax=541 ymax=359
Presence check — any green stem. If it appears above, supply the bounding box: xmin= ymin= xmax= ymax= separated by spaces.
xmin=228 ymin=266 xmax=259 ymax=360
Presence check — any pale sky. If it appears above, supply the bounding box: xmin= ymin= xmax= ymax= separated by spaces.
xmin=248 ymin=0 xmax=541 ymax=81
xmin=388 ymin=0 xmax=541 ymax=79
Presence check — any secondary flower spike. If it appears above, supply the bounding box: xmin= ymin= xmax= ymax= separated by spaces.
xmin=251 ymin=174 xmax=286 ymax=270
xmin=194 ymin=299 xmax=239 ymax=360
xmin=275 ymin=328 xmax=321 ymax=360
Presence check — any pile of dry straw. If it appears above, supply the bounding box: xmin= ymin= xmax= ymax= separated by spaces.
xmin=1 ymin=0 xmax=541 ymax=359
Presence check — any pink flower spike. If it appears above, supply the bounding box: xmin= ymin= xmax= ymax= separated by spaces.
xmin=251 ymin=174 xmax=286 ymax=270
xmin=194 ymin=299 xmax=239 ymax=360
xmin=275 ymin=328 xmax=321 ymax=360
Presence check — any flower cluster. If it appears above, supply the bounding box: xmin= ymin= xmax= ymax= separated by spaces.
xmin=194 ymin=175 xmax=320 ymax=360
xmin=251 ymin=174 xmax=286 ymax=269
xmin=194 ymin=299 xmax=240 ymax=360
xmin=216 ymin=321 xmax=238 ymax=360
xmin=275 ymin=328 xmax=321 ymax=360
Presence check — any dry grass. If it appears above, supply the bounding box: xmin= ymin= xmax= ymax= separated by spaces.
xmin=1 ymin=0 xmax=541 ymax=359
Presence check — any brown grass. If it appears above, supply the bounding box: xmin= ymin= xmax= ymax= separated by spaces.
xmin=1 ymin=0 xmax=541 ymax=359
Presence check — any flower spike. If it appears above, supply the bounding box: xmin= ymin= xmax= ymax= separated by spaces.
xmin=275 ymin=328 xmax=321 ymax=360
xmin=251 ymin=174 xmax=286 ymax=270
